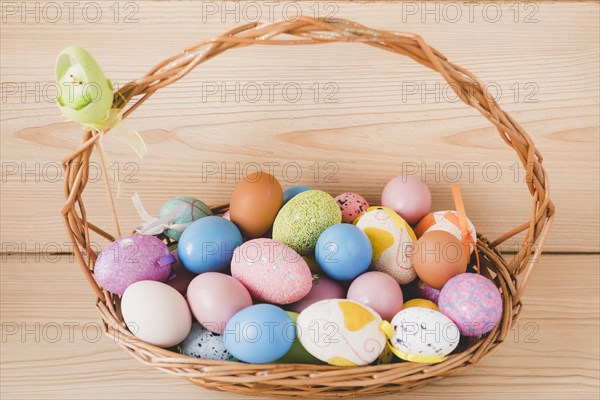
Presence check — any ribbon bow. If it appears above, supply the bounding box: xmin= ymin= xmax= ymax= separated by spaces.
xmin=451 ymin=184 xmax=480 ymax=273
xmin=56 ymin=46 xmax=146 ymax=197
xmin=132 ymin=193 xmax=191 ymax=236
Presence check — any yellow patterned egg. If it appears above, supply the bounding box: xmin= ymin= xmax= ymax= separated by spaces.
xmin=296 ymin=299 xmax=386 ymax=366
xmin=354 ymin=206 xmax=417 ymax=284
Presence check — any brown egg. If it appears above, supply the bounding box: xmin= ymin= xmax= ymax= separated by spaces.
xmin=413 ymin=230 xmax=468 ymax=290
xmin=229 ymin=172 xmax=283 ymax=238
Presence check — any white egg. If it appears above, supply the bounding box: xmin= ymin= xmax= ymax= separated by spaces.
xmin=179 ymin=323 xmax=234 ymax=361
xmin=389 ymin=307 xmax=460 ymax=360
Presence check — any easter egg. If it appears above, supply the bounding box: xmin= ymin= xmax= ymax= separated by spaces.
xmin=283 ymin=185 xmax=311 ymax=204
xmin=223 ymin=304 xmax=294 ymax=364
xmin=94 ymin=234 xmax=174 ymax=295
xmin=165 ymin=250 xmax=197 ymax=295
xmin=297 ymin=299 xmax=386 ymax=366
xmin=347 ymin=271 xmax=404 ymax=321
xmin=403 ymin=298 xmax=439 ymax=311
xmin=381 ymin=175 xmax=431 ymax=224
xmin=315 ymin=224 xmax=372 ymax=281
xmin=415 ymin=210 xmax=477 ymax=254
xmin=121 ymin=281 xmax=192 ymax=348
xmin=187 ymin=272 xmax=252 ymax=334
xmin=272 ymin=190 xmax=341 ymax=255
xmin=287 ymin=275 xmax=346 ymax=313
xmin=231 ymin=239 xmax=312 ymax=304
xmin=179 ymin=322 xmax=234 ymax=361
xmin=335 ymin=192 xmax=369 ymax=223
xmin=354 ymin=206 xmax=417 ymax=284
xmin=386 ymin=307 xmax=460 ymax=362
xmin=414 ymin=279 xmax=441 ymax=303
xmin=229 ymin=172 xmax=283 ymax=239
xmin=275 ymin=312 xmax=324 ymax=364
xmin=413 ymin=230 xmax=468 ymax=290
xmin=178 ymin=216 xmax=242 ymax=274
xmin=222 ymin=210 xmax=230 ymax=220
xmin=438 ymin=273 xmax=502 ymax=336
xmin=159 ymin=196 xmax=211 ymax=241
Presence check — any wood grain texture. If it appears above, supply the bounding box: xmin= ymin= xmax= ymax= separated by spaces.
xmin=0 ymin=1 xmax=598 ymax=252
xmin=1 ymin=253 xmax=598 ymax=399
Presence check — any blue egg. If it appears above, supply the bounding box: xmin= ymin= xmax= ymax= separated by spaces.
xmin=178 ymin=216 xmax=242 ymax=274
xmin=283 ymin=185 xmax=311 ymax=204
xmin=315 ymin=224 xmax=373 ymax=281
xmin=223 ymin=304 xmax=295 ymax=364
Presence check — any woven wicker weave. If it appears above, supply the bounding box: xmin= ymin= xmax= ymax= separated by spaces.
xmin=61 ymin=17 xmax=555 ymax=398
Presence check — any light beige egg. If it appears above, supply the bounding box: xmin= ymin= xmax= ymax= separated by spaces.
xmin=121 ymin=280 xmax=192 ymax=348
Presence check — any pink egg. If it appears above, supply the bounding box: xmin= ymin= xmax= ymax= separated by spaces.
xmin=223 ymin=210 xmax=231 ymax=221
xmin=287 ymin=275 xmax=345 ymax=313
xmin=187 ymin=272 xmax=252 ymax=334
xmin=335 ymin=192 xmax=369 ymax=223
xmin=438 ymin=273 xmax=502 ymax=336
xmin=381 ymin=175 xmax=431 ymax=224
xmin=94 ymin=234 xmax=174 ymax=296
xmin=166 ymin=250 xmax=197 ymax=295
xmin=347 ymin=271 xmax=404 ymax=321
xmin=231 ymin=239 xmax=312 ymax=304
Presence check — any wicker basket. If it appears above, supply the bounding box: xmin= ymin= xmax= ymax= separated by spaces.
xmin=61 ymin=17 xmax=555 ymax=398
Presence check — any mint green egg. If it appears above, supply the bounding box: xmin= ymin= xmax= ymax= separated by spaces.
xmin=272 ymin=190 xmax=341 ymax=255
xmin=275 ymin=312 xmax=325 ymax=365
xmin=159 ymin=196 xmax=212 ymax=241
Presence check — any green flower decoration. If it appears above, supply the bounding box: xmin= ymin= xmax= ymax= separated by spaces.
xmin=56 ymin=46 xmax=113 ymax=126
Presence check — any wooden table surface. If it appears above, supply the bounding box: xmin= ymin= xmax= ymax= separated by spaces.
xmin=1 ymin=1 xmax=599 ymax=399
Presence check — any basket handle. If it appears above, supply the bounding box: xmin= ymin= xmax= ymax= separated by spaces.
xmin=62 ymin=17 xmax=554 ymax=303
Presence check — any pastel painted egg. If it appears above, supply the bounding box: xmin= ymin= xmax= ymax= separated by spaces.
xmin=381 ymin=175 xmax=431 ymax=224
xmin=165 ymin=250 xmax=197 ymax=295
xmin=121 ymin=281 xmax=192 ymax=348
xmin=335 ymin=192 xmax=369 ymax=223
xmin=187 ymin=272 xmax=252 ymax=334
xmin=272 ymin=190 xmax=342 ymax=255
xmin=178 ymin=216 xmax=242 ymax=274
xmin=354 ymin=207 xmax=417 ymax=284
xmin=94 ymin=234 xmax=174 ymax=295
xmin=315 ymin=224 xmax=372 ymax=281
xmin=231 ymin=239 xmax=312 ymax=304
xmin=229 ymin=172 xmax=283 ymax=239
xmin=179 ymin=322 xmax=234 ymax=361
xmin=297 ymin=299 xmax=386 ymax=366
xmin=347 ymin=271 xmax=404 ymax=321
xmin=224 ymin=304 xmax=294 ymax=364
xmin=275 ymin=312 xmax=324 ymax=364
xmin=159 ymin=196 xmax=212 ymax=241
xmin=414 ymin=279 xmax=440 ymax=304
xmin=387 ymin=307 xmax=460 ymax=362
xmin=287 ymin=274 xmax=346 ymax=313
xmin=222 ymin=210 xmax=231 ymax=220
xmin=403 ymin=298 xmax=439 ymax=311
xmin=413 ymin=230 xmax=468 ymax=290
xmin=415 ymin=210 xmax=477 ymax=254
xmin=439 ymin=273 xmax=502 ymax=336
xmin=283 ymin=185 xmax=311 ymax=204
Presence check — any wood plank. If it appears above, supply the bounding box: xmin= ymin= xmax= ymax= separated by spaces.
xmin=1 ymin=1 xmax=598 ymax=252
xmin=1 ymin=253 xmax=598 ymax=399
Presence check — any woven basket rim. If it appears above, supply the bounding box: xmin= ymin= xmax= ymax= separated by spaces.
xmin=60 ymin=17 xmax=555 ymax=398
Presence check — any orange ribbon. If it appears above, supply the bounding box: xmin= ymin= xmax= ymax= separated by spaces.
xmin=451 ymin=184 xmax=480 ymax=273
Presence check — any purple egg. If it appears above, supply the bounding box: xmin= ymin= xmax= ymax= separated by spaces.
xmin=414 ymin=279 xmax=440 ymax=304
xmin=438 ymin=273 xmax=502 ymax=336
xmin=287 ymin=275 xmax=345 ymax=313
xmin=94 ymin=235 xmax=175 ymax=295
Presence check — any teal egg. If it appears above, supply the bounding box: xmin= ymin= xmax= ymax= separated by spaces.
xmin=159 ymin=196 xmax=211 ymax=240
xmin=272 ymin=190 xmax=341 ymax=255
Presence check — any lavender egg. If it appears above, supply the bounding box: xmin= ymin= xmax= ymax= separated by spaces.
xmin=94 ymin=234 xmax=175 ymax=295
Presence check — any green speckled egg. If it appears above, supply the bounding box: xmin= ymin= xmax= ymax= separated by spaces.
xmin=159 ymin=196 xmax=212 ymax=241
xmin=272 ymin=190 xmax=341 ymax=255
